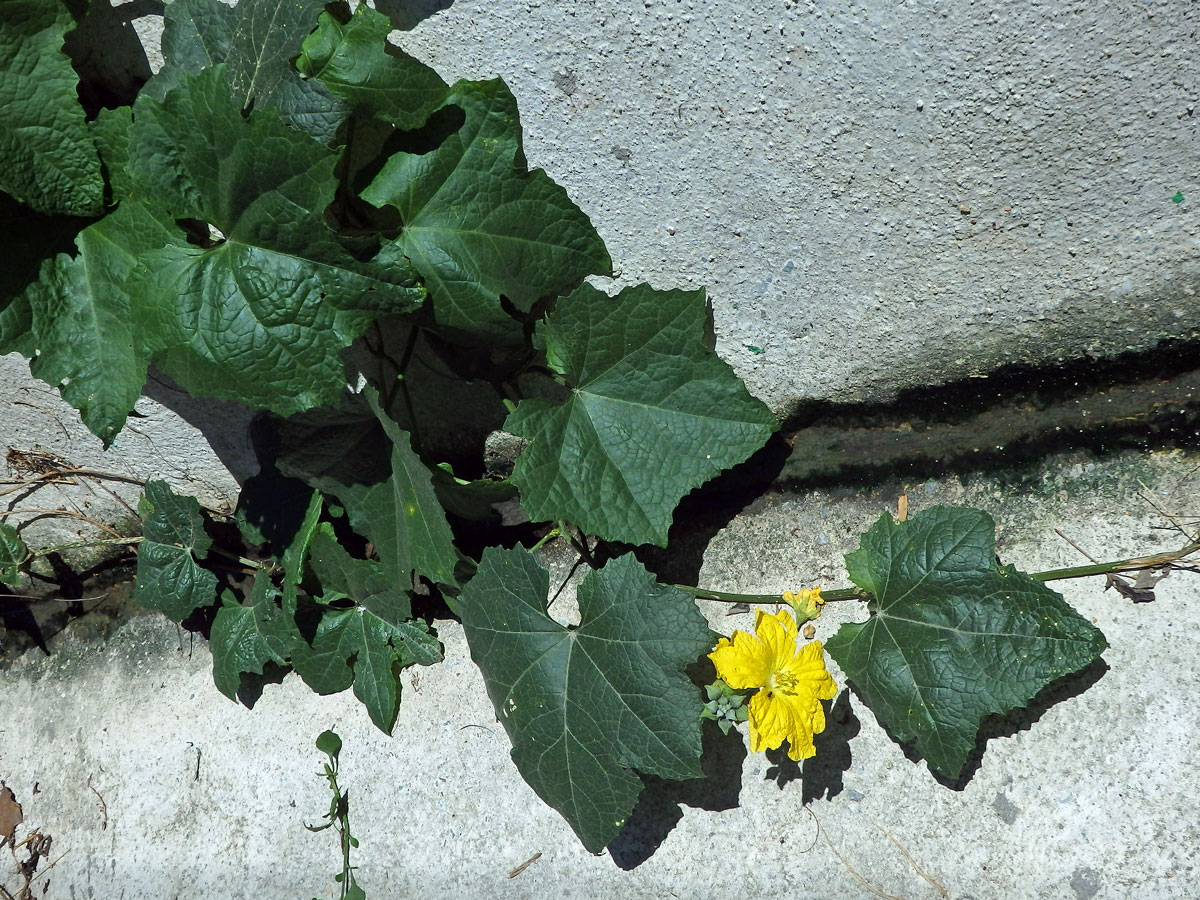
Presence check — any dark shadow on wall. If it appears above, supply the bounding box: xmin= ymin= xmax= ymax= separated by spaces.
xmin=63 ymin=0 xmax=161 ymax=113
xmin=139 ymin=369 xmax=262 ymax=488
xmin=776 ymin=336 xmax=1200 ymax=492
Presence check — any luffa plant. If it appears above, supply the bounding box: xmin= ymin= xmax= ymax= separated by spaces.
xmin=5 ymin=0 xmax=1186 ymax=859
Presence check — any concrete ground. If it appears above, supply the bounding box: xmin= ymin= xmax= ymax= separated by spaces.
xmin=2 ymin=444 xmax=1197 ymax=899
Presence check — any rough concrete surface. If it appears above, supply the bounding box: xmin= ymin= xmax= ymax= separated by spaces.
xmin=2 ymin=447 xmax=1198 ymax=899
xmin=0 ymin=353 xmax=257 ymax=555
xmin=397 ymin=0 xmax=1200 ymax=414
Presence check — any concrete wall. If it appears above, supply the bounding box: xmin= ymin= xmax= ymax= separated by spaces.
xmin=397 ymin=0 xmax=1200 ymax=410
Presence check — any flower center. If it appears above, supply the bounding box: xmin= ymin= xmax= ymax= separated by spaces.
xmin=765 ymin=670 xmax=799 ymax=698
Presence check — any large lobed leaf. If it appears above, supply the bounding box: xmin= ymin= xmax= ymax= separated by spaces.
xmin=158 ymin=0 xmax=323 ymax=112
xmin=279 ymin=388 xmax=459 ymax=589
xmin=22 ymin=64 xmax=426 ymax=444
xmin=278 ymin=489 xmax=325 ymax=617
xmin=292 ymin=528 xmax=442 ymax=733
xmin=210 ymin=572 xmax=301 ymax=700
xmin=127 ymin=65 xmax=426 ymax=411
xmin=506 ymin=283 xmax=778 ymax=546
xmin=24 ymin=201 xmax=175 ymax=444
xmin=133 ymin=480 xmax=218 ymax=622
xmin=156 ymin=0 xmax=347 ymax=144
xmin=361 ymin=78 xmax=612 ymax=340
xmin=0 ymin=193 xmax=82 ymax=348
xmin=458 ymin=548 xmax=713 ymax=852
xmin=825 ymin=506 xmax=1108 ymax=778
xmin=0 ymin=0 xmax=103 ymax=216
xmin=295 ymin=4 xmax=448 ymax=132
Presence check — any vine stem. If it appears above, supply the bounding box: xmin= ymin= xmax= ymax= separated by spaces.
xmin=673 ymin=535 xmax=1200 ymax=605
xmin=527 ymin=526 xmax=561 ymax=554
xmin=0 ymin=507 xmax=125 ymax=539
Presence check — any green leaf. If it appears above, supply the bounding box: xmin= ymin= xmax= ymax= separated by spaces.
xmin=156 ymin=0 xmax=346 ymax=144
xmin=431 ymin=472 xmax=516 ymax=522
xmin=0 ymin=524 xmax=29 ymax=583
xmin=133 ymin=480 xmax=218 ymax=622
xmin=361 ymin=78 xmax=612 ymax=339
xmin=274 ymin=393 xmax=391 ymax=488
xmin=92 ymin=106 xmax=135 ymax=202
xmin=0 ymin=294 xmax=33 ymax=357
xmin=281 ymin=388 xmax=459 ymax=589
xmin=506 ymin=283 xmax=778 ymax=546
xmin=824 ymin=506 xmax=1109 ymax=778
xmin=293 ymin=529 xmax=441 ymax=733
xmin=126 ymin=65 xmax=425 ymax=414
xmin=280 ymin=489 xmax=325 ymax=617
xmin=159 ymin=0 xmax=235 ymax=75
xmin=458 ymin=548 xmax=712 ymax=852
xmin=315 ymin=729 xmax=342 ymax=758
xmin=210 ymin=572 xmax=300 ymax=700
xmin=0 ymin=0 xmax=103 ymax=215
xmin=296 ymin=4 xmax=447 ymax=132
xmin=23 ymin=201 xmax=175 ymax=446
xmin=0 ymin=194 xmax=82 ymax=354
xmin=306 ymin=525 xmax=415 ymax=623
xmin=224 ymin=0 xmax=326 ymax=110
xmin=159 ymin=0 xmax=324 ymax=112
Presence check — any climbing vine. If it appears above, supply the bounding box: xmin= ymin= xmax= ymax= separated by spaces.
xmin=1 ymin=0 xmax=1195 ymax=866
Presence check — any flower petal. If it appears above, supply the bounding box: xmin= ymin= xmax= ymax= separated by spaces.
xmin=710 ymin=609 xmax=839 ymax=762
xmin=781 ymin=639 xmax=839 ymax=702
xmin=708 ymin=631 xmax=772 ymax=690
xmin=752 ymin=608 xmax=799 ymax=672
xmin=747 ymin=688 xmax=792 ymax=754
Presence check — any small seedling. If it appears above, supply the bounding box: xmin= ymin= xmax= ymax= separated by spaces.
xmin=306 ymin=731 xmax=365 ymax=900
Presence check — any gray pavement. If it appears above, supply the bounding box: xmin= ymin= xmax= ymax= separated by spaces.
xmin=2 ymin=446 xmax=1197 ymax=899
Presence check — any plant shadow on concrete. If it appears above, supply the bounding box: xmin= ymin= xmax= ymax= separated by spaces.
xmin=607 ymin=719 xmax=747 ymax=870
xmin=854 ymin=657 xmax=1110 ymax=791
xmin=764 ymin=691 xmax=860 ymax=804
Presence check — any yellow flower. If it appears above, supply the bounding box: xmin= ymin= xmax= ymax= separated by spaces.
xmin=783 ymin=586 xmax=824 ymax=624
xmin=708 ymin=608 xmax=838 ymax=761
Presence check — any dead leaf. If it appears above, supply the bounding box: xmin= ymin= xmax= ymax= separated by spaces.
xmin=1105 ymin=568 xmax=1170 ymax=603
xmin=0 ymin=783 xmax=23 ymax=847
xmin=507 ymin=852 xmax=542 ymax=878
xmin=802 ymin=623 xmax=817 ymax=640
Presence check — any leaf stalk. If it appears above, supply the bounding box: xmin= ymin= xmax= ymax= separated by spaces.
xmin=676 ymin=534 xmax=1200 ymax=605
